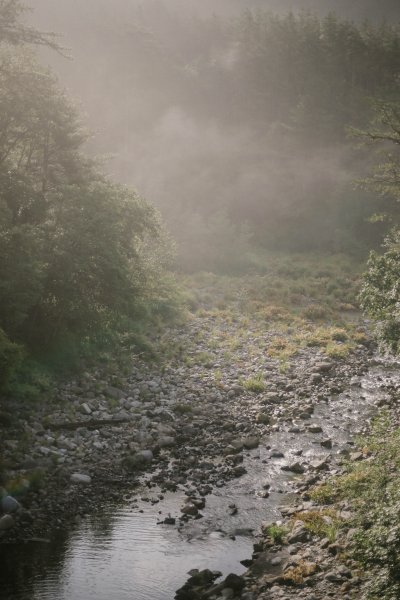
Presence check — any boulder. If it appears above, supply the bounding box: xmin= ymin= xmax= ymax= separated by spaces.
xmin=1 ymin=495 xmax=20 ymax=514
xmin=70 ymin=473 xmax=92 ymax=484
xmin=0 ymin=514 xmax=14 ymax=531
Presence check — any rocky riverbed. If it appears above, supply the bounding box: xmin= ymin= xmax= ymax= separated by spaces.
xmin=1 ymin=295 xmax=398 ymax=599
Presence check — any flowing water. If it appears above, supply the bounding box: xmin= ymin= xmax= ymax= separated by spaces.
xmin=0 ymin=361 xmax=396 ymax=600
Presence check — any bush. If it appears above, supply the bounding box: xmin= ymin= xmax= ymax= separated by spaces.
xmin=360 ymin=228 xmax=400 ymax=354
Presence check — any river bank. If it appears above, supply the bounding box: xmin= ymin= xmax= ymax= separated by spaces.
xmin=1 ymin=259 xmax=391 ymax=599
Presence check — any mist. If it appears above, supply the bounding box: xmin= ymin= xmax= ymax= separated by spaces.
xmin=27 ymin=0 xmax=400 ymax=268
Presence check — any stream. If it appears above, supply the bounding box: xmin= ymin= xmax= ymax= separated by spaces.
xmin=0 ymin=360 xmax=396 ymax=600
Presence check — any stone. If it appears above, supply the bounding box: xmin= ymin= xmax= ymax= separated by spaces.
xmin=299 ymin=412 xmax=311 ymax=420
xmin=314 ymin=362 xmax=334 ymax=373
xmin=287 ymin=521 xmax=310 ymax=544
xmin=310 ymin=459 xmax=329 ymax=471
xmin=230 ymin=439 xmax=244 ymax=453
xmin=233 ymin=466 xmax=247 ymax=477
xmin=307 ymin=425 xmax=323 ymax=433
xmin=350 ymin=451 xmax=363 ymax=461
xmin=325 ymin=570 xmax=345 ymax=583
xmin=281 ymin=462 xmax=305 ymax=474
xmin=1 ymin=495 xmax=20 ymax=514
xmin=321 ymin=438 xmax=333 ymax=449
xmin=70 ymin=473 xmax=92 ymax=484
xmin=137 ymin=450 xmax=153 ymax=462
xmin=181 ymin=503 xmax=198 ymax=516
xmin=0 ymin=514 xmax=14 ymax=531
xmin=243 ymin=436 xmax=259 ymax=449
xmin=187 ymin=569 xmax=218 ymax=586
xmin=158 ymin=436 xmax=176 ymax=448
xmin=81 ymin=403 xmax=92 ymax=415
xmin=223 ymin=573 xmax=245 ymax=592
xmin=270 ymin=449 xmax=284 ymax=458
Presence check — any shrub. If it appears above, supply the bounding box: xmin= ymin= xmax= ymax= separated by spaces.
xmin=360 ymin=228 xmax=400 ymax=354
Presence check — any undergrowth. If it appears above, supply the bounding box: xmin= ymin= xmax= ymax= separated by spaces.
xmin=310 ymin=414 xmax=400 ymax=599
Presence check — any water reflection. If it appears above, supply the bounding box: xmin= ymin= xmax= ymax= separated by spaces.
xmin=0 ymin=531 xmax=70 ymax=600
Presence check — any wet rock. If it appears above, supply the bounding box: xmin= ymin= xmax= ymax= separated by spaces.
xmin=181 ymin=503 xmax=198 ymax=516
xmin=281 ymin=462 xmax=305 ymax=474
xmin=162 ymin=516 xmax=176 ymax=525
xmin=233 ymin=465 xmax=247 ymax=477
xmin=228 ymin=504 xmax=238 ymax=515
xmin=270 ymin=449 xmax=284 ymax=458
xmin=223 ymin=573 xmax=245 ymax=592
xmin=307 ymin=425 xmax=323 ymax=433
xmin=321 ymin=438 xmax=333 ymax=449
xmin=1 ymin=495 xmax=20 ymax=514
xmin=175 ymin=568 xmax=223 ymax=599
xmin=225 ymin=454 xmax=243 ymax=466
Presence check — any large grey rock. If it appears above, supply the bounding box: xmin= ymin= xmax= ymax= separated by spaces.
xmin=1 ymin=495 xmax=20 ymax=514
xmin=137 ymin=450 xmax=153 ymax=462
xmin=158 ymin=436 xmax=176 ymax=448
xmin=243 ymin=436 xmax=259 ymax=449
xmin=288 ymin=521 xmax=310 ymax=544
xmin=281 ymin=462 xmax=305 ymax=474
xmin=0 ymin=514 xmax=14 ymax=531
xmin=70 ymin=473 xmax=92 ymax=484
xmin=81 ymin=403 xmax=92 ymax=415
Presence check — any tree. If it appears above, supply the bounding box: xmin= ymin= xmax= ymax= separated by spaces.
xmin=359 ymin=102 xmax=400 ymax=352
xmin=0 ymin=2 xmax=175 ymax=365
xmin=0 ymin=0 xmax=61 ymax=50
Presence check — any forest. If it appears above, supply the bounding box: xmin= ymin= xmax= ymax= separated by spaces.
xmin=1 ymin=2 xmax=400 ymax=599
xmin=1 ymin=0 xmax=398 ymax=374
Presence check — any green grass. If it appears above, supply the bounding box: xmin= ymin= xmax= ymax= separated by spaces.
xmin=309 ymin=415 xmax=400 ymax=599
xmin=262 ymin=523 xmax=288 ymax=544
xmin=241 ymin=373 xmax=266 ymax=393
xmin=181 ymin=250 xmax=364 ymax=367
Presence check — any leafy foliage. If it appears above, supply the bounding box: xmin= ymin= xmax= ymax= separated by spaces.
xmin=358 ymin=101 xmax=400 ymax=353
xmin=0 ymin=5 xmax=177 ymax=391
xmin=311 ymin=416 xmax=400 ymax=599
xmin=360 ymin=230 xmax=400 ymax=353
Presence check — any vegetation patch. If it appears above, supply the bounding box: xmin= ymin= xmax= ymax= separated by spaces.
xmin=310 ymin=415 xmax=400 ymax=599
